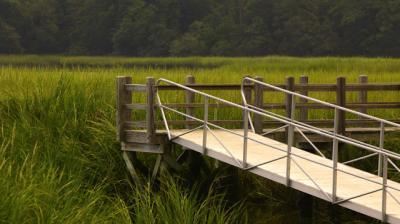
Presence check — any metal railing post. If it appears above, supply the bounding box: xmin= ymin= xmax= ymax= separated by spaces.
xmin=382 ymin=154 xmax=388 ymax=222
xmin=332 ymin=108 xmax=339 ymax=203
xmin=243 ymin=108 xmax=249 ymax=169
xmin=378 ymin=122 xmax=385 ymax=176
xmin=286 ymin=94 xmax=295 ymax=186
xmin=203 ymin=96 xmax=209 ymax=155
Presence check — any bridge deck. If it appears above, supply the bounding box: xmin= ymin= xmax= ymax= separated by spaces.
xmin=171 ymin=129 xmax=400 ymax=223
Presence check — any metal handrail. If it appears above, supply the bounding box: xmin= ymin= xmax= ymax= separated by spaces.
xmin=240 ymin=78 xmax=400 ymax=165
xmin=157 ymin=78 xmax=400 ymax=160
xmin=242 ymin=77 xmax=400 ymax=128
xmin=155 ymin=77 xmax=400 ymax=222
xmin=241 ymin=77 xmax=400 ymax=221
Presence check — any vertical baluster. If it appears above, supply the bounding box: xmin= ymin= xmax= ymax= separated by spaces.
xmin=378 ymin=122 xmax=385 ymax=176
xmin=286 ymin=94 xmax=295 ymax=186
xmin=243 ymin=108 xmax=249 ymax=169
xmin=332 ymin=108 xmax=339 ymax=202
xmin=382 ymin=154 xmax=388 ymax=222
xmin=203 ymin=96 xmax=208 ymax=155
xmin=243 ymin=77 xmax=252 ymax=128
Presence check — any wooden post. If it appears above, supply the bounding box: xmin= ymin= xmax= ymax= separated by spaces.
xmin=243 ymin=77 xmax=252 ymax=128
xmin=336 ymin=77 xmax=346 ymax=135
xmin=358 ymin=75 xmax=368 ymax=117
xmin=286 ymin=77 xmax=295 ymax=118
xmin=254 ymin=76 xmax=264 ymax=134
xmin=183 ymin=75 xmax=202 ymax=169
xmin=146 ymin=77 xmax=156 ymax=143
xmin=116 ymin=76 xmax=132 ymax=142
xmin=299 ymin=76 xmax=308 ymax=121
xmin=186 ymin=75 xmax=196 ymax=129
xmin=286 ymin=76 xmax=295 ymax=141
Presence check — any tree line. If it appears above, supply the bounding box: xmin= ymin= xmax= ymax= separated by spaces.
xmin=1 ymin=0 xmax=399 ymax=57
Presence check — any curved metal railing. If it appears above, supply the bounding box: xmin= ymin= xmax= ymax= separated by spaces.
xmin=155 ymin=77 xmax=400 ymax=221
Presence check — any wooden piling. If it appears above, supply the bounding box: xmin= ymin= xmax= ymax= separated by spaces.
xmin=116 ymin=76 xmax=132 ymax=142
xmin=254 ymin=76 xmax=264 ymax=134
xmin=336 ymin=77 xmax=346 ymax=135
xmin=186 ymin=75 xmax=196 ymax=129
xmin=146 ymin=77 xmax=156 ymax=143
xmin=299 ymin=76 xmax=308 ymax=121
xmin=358 ymin=75 xmax=368 ymax=117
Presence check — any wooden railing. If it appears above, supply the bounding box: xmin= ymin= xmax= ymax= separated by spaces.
xmin=116 ymin=75 xmax=400 ymax=143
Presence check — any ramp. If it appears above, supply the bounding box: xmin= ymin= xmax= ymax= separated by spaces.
xmin=171 ymin=129 xmax=400 ymax=223
xmin=154 ymin=77 xmax=400 ymax=223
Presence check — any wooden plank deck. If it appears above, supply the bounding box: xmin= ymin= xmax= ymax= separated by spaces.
xmin=171 ymin=129 xmax=400 ymax=223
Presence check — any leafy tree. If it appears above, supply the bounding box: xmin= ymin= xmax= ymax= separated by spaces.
xmin=67 ymin=0 xmax=126 ymax=54
xmin=15 ymin=0 xmax=61 ymax=53
xmin=0 ymin=0 xmax=399 ymax=56
xmin=0 ymin=18 xmax=22 ymax=53
xmin=170 ymin=21 xmax=209 ymax=56
xmin=113 ymin=0 xmax=180 ymax=56
xmin=368 ymin=0 xmax=400 ymax=56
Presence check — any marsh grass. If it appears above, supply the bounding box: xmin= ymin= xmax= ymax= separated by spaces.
xmin=1 ymin=56 xmax=400 ymax=223
xmin=131 ymin=175 xmax=246 ymax=224
xmin=0 ymin=72 xmax=245 ymax=223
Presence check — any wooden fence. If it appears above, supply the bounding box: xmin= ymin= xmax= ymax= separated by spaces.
xmin=117 ymin=75 xmax=400 ymax=144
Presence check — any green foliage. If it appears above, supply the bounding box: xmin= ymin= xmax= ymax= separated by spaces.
xmin=132 ymin=176 xmax=245 ymax=224
xmin=113 ymin=0 xmax=180 ymax=56
xmin=0 ymin=56 xmax=399 ymax=223
xmin=0 ymin=18 xmax=22 ymax=53
xmin=67 ymin=0 xmax=126 ymax=54
xmin=0 ymin=75 xmax=131 ymax=223
xmin=169 ymin=22 xmax=209 ymax=56
xmin=0 ymin=63 xmax=248 ymax=223
xmin=1 ymin=0 xmax=400 ymax=56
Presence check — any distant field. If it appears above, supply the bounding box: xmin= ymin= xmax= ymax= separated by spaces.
xmin=1 ymin=55 xmax=399 ymax=223
xmin=1 ymin=55 xmax=399 ymax=119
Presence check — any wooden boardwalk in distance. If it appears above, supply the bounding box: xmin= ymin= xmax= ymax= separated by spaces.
xmin=117 ymin=75 xmax=400 ymax=223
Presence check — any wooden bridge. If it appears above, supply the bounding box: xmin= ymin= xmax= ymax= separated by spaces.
xmin=116 ymin=75 xmax=400 ymax=223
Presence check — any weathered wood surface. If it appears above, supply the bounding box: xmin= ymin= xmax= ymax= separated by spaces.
xmin=122 ymin=75 xmax=400 ymax=142
xmin=146 ymin=77 xmax=156 ymax=143
xmin=185 ymin=75 xmax=196 ymax=129
xmin=299 ymin=76 xmax=309 ymax=121
xmin=336 ymin=77 xmax=346 ymax=135
xmin=359 ymin=75 xmax=368 ymax=116
xmin=170 ymin=129 xmax=400 ymax=223
xmin=125 ymin=102 xmax=400 ymax=110
xmin=118 ymin=73 xmax=400 ymax=148
xmin=253 ymin=76 xmax=264 ymax=134
xmin=124 ymin=83 xmax=400 ymax=91
xmin=123 ymin=127 xmax=399 ymax=143
xmin=116 ymin=76 xmax=132 ymax=141
xmin=118 ymin=75 xmax=400 ymax=222
xmin=126 ymin=119 xmax=400 ymax=129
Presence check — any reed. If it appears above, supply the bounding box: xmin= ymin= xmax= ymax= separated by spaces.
xmin=1 ymin=55 xmax=399 ymax=223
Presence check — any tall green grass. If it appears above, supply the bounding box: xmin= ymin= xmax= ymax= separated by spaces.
xmin=1 ymin=56 xmax=399 ymax=223
xmin=0 ymin=72 xmax=244 ymax=223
